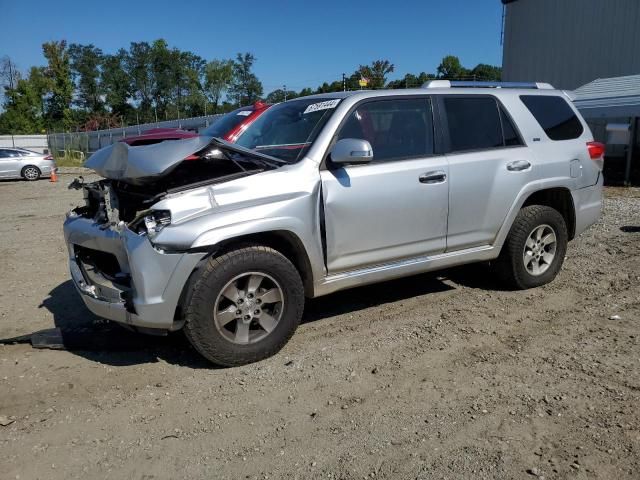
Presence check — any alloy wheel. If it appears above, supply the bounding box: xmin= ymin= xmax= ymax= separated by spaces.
xmin=23 ymin=167 xmax=39 ymax=180
xmin=522 ymin=224 xmax=557 ymax=276
xmin=213 ymin=272 xmax=284 ymax=345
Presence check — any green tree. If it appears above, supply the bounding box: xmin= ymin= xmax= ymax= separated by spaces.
xmin=101 ymin=49 xmax=132 ymax=122
xmin=356 ymin=59 xmax=395 ymax=89
xmin=469 ymin=63 xmax=502 ymax=81
xmin=174 ymin=50 xmax=206 ymax=117
xmin=387 ymin=72 xmax=437 ymax=89
xmin=204 ymin=59 xmax=234 ymax=113
xmin=42 ymin=40 xmax=73 ymax=128
xmin=436 ymin=55 xmax=468 ymax=79
xmin=0 ymin=56 xmax=21 ymax=101
xmin=68 ymin=43 xmax=104 ymax=112
xmin=265 ymin=88 xmax=298 ymax=103
xmin=229 ymin=53 xmax=263 ymax=106
xmin=125 ymin=41 xmax=155 ymax=121
xmin=149 ymin=39 xmax=174 ymax=118
xmin=0 ymin=66 xmax=51 ymax=134
xmin=315 ymin=80 xmax=343 ymax=94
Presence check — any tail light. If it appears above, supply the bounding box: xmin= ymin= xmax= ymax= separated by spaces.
xmin=44 ymin=154 xmax=54 ymax=161
xmin=587 ymin=142 xmax=605 ymax=160
xmin=184 ymin=154 xmax=199 ymax=161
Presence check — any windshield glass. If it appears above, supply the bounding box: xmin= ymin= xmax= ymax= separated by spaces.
xmin=234 ymin=97 xmax=340 ymax=162
xmin=201 ymin=107 xmax=252 ymax=137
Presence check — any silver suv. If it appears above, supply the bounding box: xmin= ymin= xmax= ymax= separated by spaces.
xmin=63 ymin=81 xmax=603 ymax=366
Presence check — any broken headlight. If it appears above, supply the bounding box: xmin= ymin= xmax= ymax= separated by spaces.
xmin=131 ymin=210 xmax=171 ymax=236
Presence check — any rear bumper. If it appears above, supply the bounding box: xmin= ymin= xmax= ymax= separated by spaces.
xmin=63 ymin=214 xmax=205 ymax=330
xmin=572 ymin=173 xmax=603 ymax=237
xmin=40 ymin=164 xmax=55 ymax=176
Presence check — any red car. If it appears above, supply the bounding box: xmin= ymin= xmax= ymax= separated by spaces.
xmin=121 ymin=101 xmax=271 ymax=146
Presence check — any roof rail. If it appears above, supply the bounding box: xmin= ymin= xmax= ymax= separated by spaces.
xmin=422 ymin=80 xmax=555 ymax=90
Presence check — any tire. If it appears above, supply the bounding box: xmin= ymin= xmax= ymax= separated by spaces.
xmin=183 ymin=246 xmax=305 ymax=367
xmin=21 ymin=165 xmax=41 ymax=181
xmin=493 ymin=205 xmax=568 ymax=290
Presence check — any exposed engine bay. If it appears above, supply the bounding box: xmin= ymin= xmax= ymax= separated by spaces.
xmin=71 ymin=136 xmax=287 ymax=228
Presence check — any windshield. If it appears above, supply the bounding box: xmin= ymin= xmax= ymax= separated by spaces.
xmin=234 ymin=97 xmax=340 ymax=163
xmin=201 ymin=107 xmax=253 ymax=137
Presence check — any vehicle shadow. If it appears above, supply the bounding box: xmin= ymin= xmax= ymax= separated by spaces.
xmin=10 ymin=263 xmax=500 ymax=368
xmin=35 ymin=280 xmax=212 ymax=369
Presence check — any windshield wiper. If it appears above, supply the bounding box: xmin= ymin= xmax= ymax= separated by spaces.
xmin=207 ymin=136 xmax=288 ymax=169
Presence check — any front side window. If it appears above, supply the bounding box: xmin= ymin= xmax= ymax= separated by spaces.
xmin=336 ymin=98 xmax=434 ymax=162
xmin=235 ymin=98 xmax=340 ymax=163
xmin=0 ymin=149 xmax=9 ymax=158
xmin=444 ymin=97 xmax=504 ymax=152
xmin=520 ymin=95 xmax=583 ymax=141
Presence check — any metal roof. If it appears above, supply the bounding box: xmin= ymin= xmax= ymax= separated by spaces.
xmin=573 ymin=74 xmax=640 ymax=119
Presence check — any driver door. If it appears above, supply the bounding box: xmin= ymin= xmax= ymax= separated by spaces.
xmin=320 ymin=97 xmax=449 ymax=273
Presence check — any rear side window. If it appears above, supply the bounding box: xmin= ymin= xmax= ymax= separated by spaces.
xmin=500 ymin=106 xmax=522 ymax=147
xmin=337 ymin=98 xmax=434 ymax=162
xmin=520 ymin=95 xmax=583 ymax=140
xmin=444 ymin=97 xmax=504 ymax=152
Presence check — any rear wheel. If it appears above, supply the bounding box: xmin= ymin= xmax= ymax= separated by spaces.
xmin=494 ymin=205 xmax=568 ymax=289
xmin=183 ymin=246 xmax=304 ymax=367
xmin=21 ymin=165 xmax=41 ymax=181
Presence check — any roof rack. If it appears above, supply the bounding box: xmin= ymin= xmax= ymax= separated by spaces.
xmin=422 ymin=80 xmax=555 ymax=90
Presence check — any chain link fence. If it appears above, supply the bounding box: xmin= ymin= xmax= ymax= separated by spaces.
xmin=47 ymin=114 xmax=223 ymax=165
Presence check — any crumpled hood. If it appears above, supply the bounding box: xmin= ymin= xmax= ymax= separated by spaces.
xmin=85 ymin=136 xmax=214 ymax=182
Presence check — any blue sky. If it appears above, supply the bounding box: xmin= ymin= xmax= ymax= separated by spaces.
xmin=1 ymin=0 xmax=505 ymax=93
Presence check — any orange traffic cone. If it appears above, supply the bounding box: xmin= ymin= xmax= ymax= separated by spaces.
xmin=50 ymin=168 xmax=58 ymax=183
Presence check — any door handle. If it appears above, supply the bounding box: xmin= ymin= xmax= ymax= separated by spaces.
xmin=419 ymin=170 xmax=447 ymax=184
xmin=506 ymin=160 xmax=531 ymax=171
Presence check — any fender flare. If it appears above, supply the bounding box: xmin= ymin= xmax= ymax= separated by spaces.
xmin=493 ymin=177 xmax=575 ymax=248
xmin=189 ymin=216 xmax=326 ymax=285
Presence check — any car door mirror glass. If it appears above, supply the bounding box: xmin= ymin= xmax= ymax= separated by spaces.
xmin=330 ymin=138 xmax=373 ymax=165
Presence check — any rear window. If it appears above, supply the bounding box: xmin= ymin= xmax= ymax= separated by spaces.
xmin=520 ymin=95 xmax=583 ymax=141
xmin=444 ymin=97 xmax=504 ymax=152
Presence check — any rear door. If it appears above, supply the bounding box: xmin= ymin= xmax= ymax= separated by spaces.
xmin=438 ymin=95 xmax=535 ymax=251
xmin=321 ymin=96 xmax=449 ymax=273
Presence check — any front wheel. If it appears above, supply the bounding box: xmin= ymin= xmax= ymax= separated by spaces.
xmin=494 ymin=205 xmax=568 ymax=289
xmin=183 ymin=246 xmax=305 ymax=367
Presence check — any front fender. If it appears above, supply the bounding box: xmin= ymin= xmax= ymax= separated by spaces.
xmin=191 ymin=216 xmax=325 ymax=284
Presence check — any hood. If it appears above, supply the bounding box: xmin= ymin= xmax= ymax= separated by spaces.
xmin=85 ymin=135 xmax=214 ymax=182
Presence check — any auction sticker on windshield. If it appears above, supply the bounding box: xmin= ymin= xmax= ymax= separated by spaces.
xmin=303 ymin=99 xmax=341 ymax=114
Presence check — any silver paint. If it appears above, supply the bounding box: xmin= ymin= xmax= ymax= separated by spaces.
xmin=64 ymin=87 xmax=603 ymax=332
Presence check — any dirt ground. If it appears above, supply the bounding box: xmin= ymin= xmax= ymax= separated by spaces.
xmin=0 ymin=175 xmax=639 ymax=480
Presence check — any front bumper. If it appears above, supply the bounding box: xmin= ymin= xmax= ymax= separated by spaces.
xmin=63 ymin=214 xmax=205 ymax=330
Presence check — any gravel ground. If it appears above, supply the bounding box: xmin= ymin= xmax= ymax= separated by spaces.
xmin=0 ymin=175 xmax=639 ymax=480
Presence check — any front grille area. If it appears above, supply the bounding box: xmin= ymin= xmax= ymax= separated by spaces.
xmin=74 ymin=245 xmax=130 ymax=287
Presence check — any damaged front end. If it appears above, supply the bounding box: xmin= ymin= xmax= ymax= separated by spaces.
xmin=64 ymin=136 xmax=278 ymax=332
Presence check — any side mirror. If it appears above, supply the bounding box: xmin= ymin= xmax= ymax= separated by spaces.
xmin=330 ymin=138 xmax=373 ymax=165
